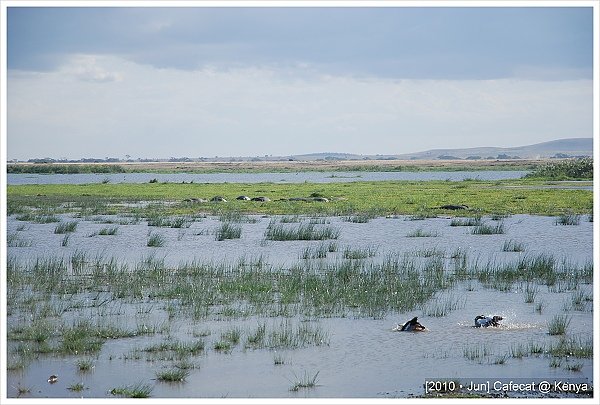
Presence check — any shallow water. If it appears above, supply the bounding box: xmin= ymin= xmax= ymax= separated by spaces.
xmin=6 ymin=214 xmax=594 ymax=398
xmin=7 ymin=170 xmax=528 ymax=185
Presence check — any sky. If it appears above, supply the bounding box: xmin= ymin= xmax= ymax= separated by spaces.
xmin=3 ymin=3 xmax=595 ymax=160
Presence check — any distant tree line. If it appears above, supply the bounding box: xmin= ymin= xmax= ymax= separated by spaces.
xmin=7 ymin=164 xmax=126 ymax=174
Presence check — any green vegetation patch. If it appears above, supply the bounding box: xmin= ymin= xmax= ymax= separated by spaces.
xmin=524 ymin=158 xmax=593 ymax=180
xmin=7 ymin=179 xmax=592 ymax=217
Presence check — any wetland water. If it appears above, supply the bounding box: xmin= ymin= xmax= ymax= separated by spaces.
xmin=7 ymin=170 xmax=528 ymax=185
xmin=6 ymin=212 xmax=594 ymax=398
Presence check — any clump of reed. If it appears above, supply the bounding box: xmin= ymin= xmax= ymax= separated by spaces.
xmin=219 ymin=211 xmax=258 ymax=223
xmin=523 ymin=283 xmax=539 ymax=303
xmin=221 ymin=327 xmax=242 ymax=346
xmin=548 ymin=336 xmax=593 ymax=358
xmin=7 ymin=233 xmax=32 ymax=247
xmin=280 ymin=215 xmax=302 ymax=223
xmin=68 ymin=383 xmax=85 ymax=392
xmin=140 ymin=339 xmax=204 ymax=361
xmin=265 ymin=222 xmax=340 ymax=241
xmin=54 ymin=221 xmax=78 ymax=234
xmin=300 ymin=242 xmax=337 ymax=259
xmin=156 ymin=368 xmax=189 ymax=382
xmin=147 ymin=215 xmax=192 ymax=228
xmin=422 ymin=293 xmax=465 ymax=317
xmin=509 ymin=343 xmax=528 ymax=359
xmin=289 ymin=370 xmax=320 ymax=392
xmin=407 ymin=228 xmax=438 ymax=237
xmin=110 ymin=382 xmax=153 ymax=398
xmin=564 ymin=362 xmax=583 ymax=372
xmin=343 ymin=245 xmax=378 ymax=260
xmin=463 ymin=345 xmax=492 ymax=361
xmin=450 ymin=216 xmax=482 ymax=227
xmin=471 ymin=222 xmax=505 ymax=235
xmin=98 ymin=226 xmax=119 ymax=235
xmin=215 ymin=222 xmax=242 ymax=241
xmin=343 ymin=213 xmax=376 ymax=223
xmin=213 ymin=341 xmax=232 ymax=352
xmin=567 ymin=290 xmax=593 ymax=311
xmin=555 ymin=211 xmax=581 ymax=226
xmin=502 ymin=239 xmax=525 ymax=252
xmin=76 ymin=358 xmax=94 ymax=372
xmin=147 ymin=233 xmax=166 ymax=247
xmin=16 ymin=212 xmax=60 ymax=223
xmin=547 ymin=314 xmax=571 ymax=335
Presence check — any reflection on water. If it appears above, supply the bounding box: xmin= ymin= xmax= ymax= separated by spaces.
xmin=6 ymin=214 xmax=593 ymax=398
xmin=7 ymin=170 xmax=529 ymax=185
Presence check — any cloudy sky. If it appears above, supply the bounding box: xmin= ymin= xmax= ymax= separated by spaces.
xmin=4 ymin=4 xmax=594 ymax=160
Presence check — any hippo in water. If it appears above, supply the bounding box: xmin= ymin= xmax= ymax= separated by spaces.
xmin=236 ymin=196 xmax=251 ymax=201
xmin=393 ymin=316 xmax=426 ymax=332
xmin=210 ymin=196 xmax=227 ymax=202
xmin=251 ymin=196 xmax=271 ymax=202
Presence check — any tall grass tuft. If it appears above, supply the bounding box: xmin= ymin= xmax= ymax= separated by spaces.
xmin=215 ymin=222 xmax=242 ymax=241
xmin=548 ymin=314 xmax=571 ymax=335
xmin=472 ymin=222 xmax=505 ymax=235
xmin=110 ymin=382 xmax=153 ymax=398
xmin=555 ymin=211 xmax=581 ymax=226
xmin=450 ymin=216 xmax=482 ymax=227
xmin=503 ymin=239 xmax=525 ymax=252
xmin=289 ymin=370 xmax=320 ymax=392
xmin=523 ymin=283 xmax=539 ymax=303
xmin=423 ymin=294 xmax=465 ymax=317
xmin=407 ymin=228 xmax=438 ymax=237
xmin=147 ymin=233 xmax=166 ymax=247
xmin=156 ymin=368 xmax=189 ymax=382
xmin=343 ymin=245 xmax=378 ymax=260
xmin=265 ymin=223 xmax=340 ymax=241
xmin=98 ymin=226 xmax=119 ymax=235
xmin=463 ymin=345 xmax=492 ymax=361
xmin=54 ymin=221 xmax=78 ymax=234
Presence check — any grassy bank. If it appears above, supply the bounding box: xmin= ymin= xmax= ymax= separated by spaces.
xmin=7 ymin=159 xmax=541 ymax=174
xmin=7 ymin=179 xmax=592 ymax=217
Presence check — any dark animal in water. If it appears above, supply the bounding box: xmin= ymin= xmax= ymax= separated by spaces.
xmin=474 ymin=315 xmax=503 ymax=327
xmin=440 ymin=204 xmax=469 ymax=210
xmin=251 ymin=196 xmax=271 ymax=202
xmin=210 ymin=196 xmax=227 ymax=202
xmin=236 ymin=196 xmax=251 ymax=201
xmin=394 ymin=316 xmax=426 ymax=332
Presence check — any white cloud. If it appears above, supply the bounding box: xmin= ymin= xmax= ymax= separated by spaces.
xmin=7 ymin=55 xmax=593 ymax=160
xmin=66 ymin=55 xmax=123 ymax=83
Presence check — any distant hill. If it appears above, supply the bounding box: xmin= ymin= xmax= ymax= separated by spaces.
xmin=290 ymin=138 xmax=593 ymax=161
xmin=15 ymin=138 xmax=593 ymax=164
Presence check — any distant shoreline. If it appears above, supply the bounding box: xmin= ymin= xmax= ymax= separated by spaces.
xmin=7 ymin=158 xmax=550 ymax=173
